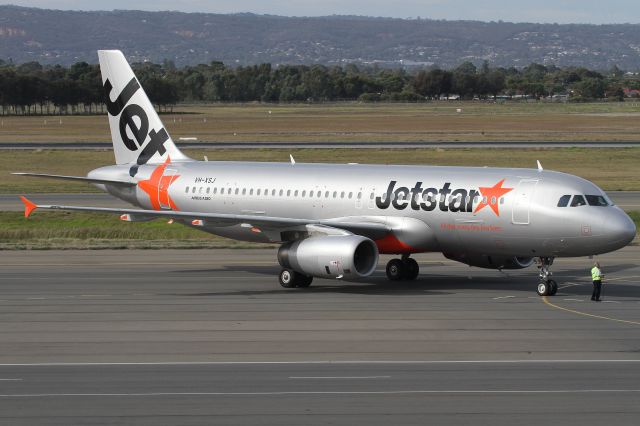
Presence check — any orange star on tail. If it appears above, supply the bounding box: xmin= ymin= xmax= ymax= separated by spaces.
xmin=137 ymin=157 xmax=181 ymax=211
xmin=473 ymin=179 xmax=513 ymax=216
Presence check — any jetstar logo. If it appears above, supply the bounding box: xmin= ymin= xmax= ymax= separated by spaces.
xmin=137 ymin=157 xmax=181 ymax=211
xmin=375 ymin=179 xmax=513 ymax=216
xmin=104 ymin=77 xmax=170 ymax=166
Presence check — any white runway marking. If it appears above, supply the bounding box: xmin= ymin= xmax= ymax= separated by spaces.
xmin=0 ymin=378 xmax=22 ymax=381
xmin=492 ymin=296 xmax=515 ymax=300
xmin=1 ymin=389 xmax=640 ymax=398
xmin=2 ymin=360 xmax=640 ymax=367
xmin=563 ymin=298 xmax=584 ymax=302
xmin=289 ymin=376 xmax=391 ymax=379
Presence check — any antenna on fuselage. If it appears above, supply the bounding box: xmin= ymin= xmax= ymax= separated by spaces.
xmin=536 ymin=160 xmax=543 ymax=172
xmin=290 ymin=154 xmax=296 ymax=165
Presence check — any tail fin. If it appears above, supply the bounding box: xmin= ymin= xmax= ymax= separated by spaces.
xmin=98 ymin=50 xmax=190 ymax=166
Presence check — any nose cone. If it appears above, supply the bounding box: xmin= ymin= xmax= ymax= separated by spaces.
xmin=603 ymin=208 xmax=636 ymax=250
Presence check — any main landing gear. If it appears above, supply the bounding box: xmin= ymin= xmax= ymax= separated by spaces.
xmin=386 ymin=255 xmax=419 ymax=281
xmin=536 ymin=257 xmax=558 ymax=296
xmin=279 ymin=269 xmax=313 ymax=288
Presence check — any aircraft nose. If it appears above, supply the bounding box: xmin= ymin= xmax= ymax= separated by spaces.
xmin=603 ymin=209 xmax=636 ymax=248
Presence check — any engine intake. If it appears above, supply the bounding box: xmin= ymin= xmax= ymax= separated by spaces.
xmin=278 ymin=235 xmax=379 ymax=279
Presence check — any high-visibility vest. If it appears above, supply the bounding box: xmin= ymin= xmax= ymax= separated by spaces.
xmin=591 ymin=267 xmax=602 ymax=281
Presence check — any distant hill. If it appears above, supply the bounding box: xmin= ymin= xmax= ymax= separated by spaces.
xmin=1 ymin=5 xmax=640 ymax=69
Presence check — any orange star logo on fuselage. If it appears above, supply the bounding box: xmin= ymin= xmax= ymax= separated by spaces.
xmin=137 ymin=157 xmax=181 ymax=211
xmin=473 ymin=179 xmax=513 ymax=216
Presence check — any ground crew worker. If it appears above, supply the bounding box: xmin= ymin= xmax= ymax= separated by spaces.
xmin=591 ymin=262 xmax=603 ymax=302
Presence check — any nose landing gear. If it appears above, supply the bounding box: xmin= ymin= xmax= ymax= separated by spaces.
xmin=536 ymin=257 xmax=558 ymax=296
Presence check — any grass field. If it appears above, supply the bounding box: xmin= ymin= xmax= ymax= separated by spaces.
xmin=2 ymin=101 xmax=640 ymax=143
xmin=3 ymin=147 xmax=640 ymax=193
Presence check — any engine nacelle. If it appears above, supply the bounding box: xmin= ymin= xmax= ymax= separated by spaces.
xmin=278 ymin=235 xmax=379 ymax=279
xmin=444 ymin=253 xmax=534 ymax=270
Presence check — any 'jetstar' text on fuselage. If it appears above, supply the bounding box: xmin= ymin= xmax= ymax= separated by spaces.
xmin=376 ymin=181 xmax=480 ymax=213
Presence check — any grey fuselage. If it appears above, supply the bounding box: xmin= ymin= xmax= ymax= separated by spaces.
xmin=90 ymin=160 xmax=636 ymax=259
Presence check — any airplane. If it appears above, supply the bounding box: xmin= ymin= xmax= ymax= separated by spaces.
xmin=15 ymin=50 xmax=636 ymax=296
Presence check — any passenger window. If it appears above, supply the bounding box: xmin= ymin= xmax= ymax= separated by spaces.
xmin=309 ymin=191 xmax=314 ymax=197
xmin=325 ymin=191 xmax=329 ymax=197
xmin=570 ymin=195 xmax=586 ymax=207
xmin=206 ymin=187 xmax=210 ymax=194
xmin=235 ymin=188 xmax=239 ymax=195
xmin=213 ymin=188 xmax=217 ymax=194
xmin=302 ymin=190 xmax=306 ymax=197
xmin=250 ymin=189 xmax=253 ymax=195
xmin=242 ymin=188 xmax=246 ymax=195
xmin=257 ymin=189 xmax=260 ymax=196
xmin=333 ymin=191 xmax=337 ymax=198
xmin=185 ymin=186 xmax=189 ymax=193
xmin=357 ymin=192 xmax=362 ymax=199
xmin=192 ymin=187 xmax=196 ymax=194
xmin=294 ymin=190 xmax=299 ymax=197
xmin=348 ymin=192 xmax=353 ymax=199
xmin=557 ymin=195 xmax=570 ymax=207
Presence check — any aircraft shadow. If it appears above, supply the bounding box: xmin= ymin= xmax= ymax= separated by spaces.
xmin=172 ymin=262 xmax=640 ymax=298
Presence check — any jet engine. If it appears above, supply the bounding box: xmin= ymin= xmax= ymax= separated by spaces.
xmin=278 ymin=235 xmax=379 ymax=279
xmin=444 ymin=253 xmax=534 ymax=270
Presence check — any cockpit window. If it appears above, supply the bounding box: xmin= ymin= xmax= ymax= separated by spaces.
xmin=570 ymin=195 xmax=587 ymax=207
xmin=585 ymin=195 xmax=609 ymax=207
xmin=557 ymin=195 xmax=571 ymax=207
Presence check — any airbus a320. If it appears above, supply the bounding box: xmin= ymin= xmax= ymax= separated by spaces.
xmin=16 ymin=50 xmax=636 ymax=296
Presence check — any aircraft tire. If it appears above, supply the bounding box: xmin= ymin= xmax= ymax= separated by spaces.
xmin=536 ymin=281 xmax=550 ymax=296
xmin=403 ymin=258 xmax=419 ymax=281
xmin=386 ymin=259 xmax=406 ymax=281
xmin=548 ymin=279 xmax=558 ymax=296
xmin=279 ymin=269 xmax=297 ymax=288
xmin=296 ymin=275 xmax=313 ymax=288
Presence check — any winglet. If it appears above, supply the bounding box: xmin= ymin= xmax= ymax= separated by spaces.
xmin=19 ymin=196 xmax=37 ymax=218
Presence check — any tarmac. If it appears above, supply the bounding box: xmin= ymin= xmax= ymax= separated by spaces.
xmin=1 ymin=247 xmax=639 ymax=425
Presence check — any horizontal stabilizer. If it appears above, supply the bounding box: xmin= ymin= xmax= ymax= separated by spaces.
xmin=12 ymin=173 xmax=135 ymax=186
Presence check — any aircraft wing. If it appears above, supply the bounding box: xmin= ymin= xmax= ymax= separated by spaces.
xmin=19 ymin=196 xmax=390 ymax=240
xmin=12 ymin=173 xmax=135 ymax=187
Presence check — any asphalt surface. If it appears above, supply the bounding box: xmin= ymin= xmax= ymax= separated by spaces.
xmin=2 ymin=191 xmax=639 ymax=212
xmin=1 ymin=247 xmax=639 ymax=425
xmin=2 ymin=141 xmax=640 ymax=149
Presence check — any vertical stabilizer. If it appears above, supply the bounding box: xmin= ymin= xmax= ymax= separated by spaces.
xmin=98 ymin=50 xmax=190 ymax=165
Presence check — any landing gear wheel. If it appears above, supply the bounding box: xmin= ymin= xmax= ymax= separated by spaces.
xmin=403 ymin=258 xmax=419 ymax=281
xmin=386 ymin=259 xmax=406 ymax=281
xmin=296 ymin=274 xmax=313 ymax=288
xmin=279 ymin=269 xmax=297 ymax=288
xmin=536 ymin=281 xmax=550 ymax=296
xmin=535 ymin=257 xmax=556 ymax=296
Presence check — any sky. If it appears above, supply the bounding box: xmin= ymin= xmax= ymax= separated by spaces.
xmin=4 ymin=0 xmax=639 ymax=24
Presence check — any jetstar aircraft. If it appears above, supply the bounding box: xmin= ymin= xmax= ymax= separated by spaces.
xmin=16 ymin=50 xmax=636 ymax=296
